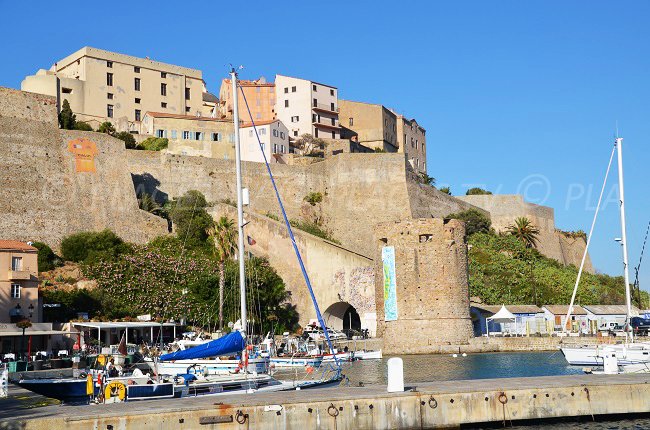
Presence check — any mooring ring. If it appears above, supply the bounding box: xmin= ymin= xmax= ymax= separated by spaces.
xmin=498 ymin=392 xmax=508 ymax=404
xmin=428 ymin=396 xmax=438 ymax=409
xmin=235 ymin=410 xmax=247 ymax=424
xmin=328 ymin=403 xmax=339 ymax=417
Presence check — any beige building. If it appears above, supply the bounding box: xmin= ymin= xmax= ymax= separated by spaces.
xmin=142 ymin=112 xmax=235 ymax=159
xmin=240 ymin=120 xmax=290 ymax=163
xmin=218 ymin=77 xmax=276 ymax=122
xmin=396 ymin=115 xmax=427 ymax=174
xmin=274 ymin=75 xmax=340 ymax=140
xmin=21 ymin=46 xmax=216 ymax=132
xmin=339 ymin=100 xmax=398 ymax=152
xmin=0 ymin=241 xmax=40 ymax=324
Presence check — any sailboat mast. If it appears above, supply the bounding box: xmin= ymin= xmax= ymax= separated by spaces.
xmin=616 ymin=137 xmax=633 ymax=338
xmin=230 ymin=68 xmax=247 ymax=337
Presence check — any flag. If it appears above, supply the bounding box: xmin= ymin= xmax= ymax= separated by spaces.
xmin=247 ymin=236 xmax=256 ymax=246
xmin=117 ymin=333 xmax=127 ymax=356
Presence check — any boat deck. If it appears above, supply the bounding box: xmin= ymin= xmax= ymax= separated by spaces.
xmin=4 ymin=373 xmax=650 ymax=429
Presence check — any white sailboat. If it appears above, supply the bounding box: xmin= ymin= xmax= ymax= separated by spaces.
xmin=561 ymin=137 xmax=647 ymax=367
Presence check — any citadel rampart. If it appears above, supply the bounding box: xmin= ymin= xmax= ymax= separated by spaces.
xmin=0 ymin=87 xmax=167 ymax=247
xmin=457 ymin=194 xmax=593 ymax=272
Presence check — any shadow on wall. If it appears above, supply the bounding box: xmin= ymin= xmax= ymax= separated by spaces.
xmin=131 ymin=172 xmax=168 ymax=206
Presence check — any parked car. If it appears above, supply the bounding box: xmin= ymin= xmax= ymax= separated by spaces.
xmin=631 ymin=317 xmax=650 ymax=336
xmin=599 ymin=322 xmax=625 ymax=335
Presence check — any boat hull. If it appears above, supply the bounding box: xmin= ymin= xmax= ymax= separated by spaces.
xmin=152 ymin=357 xmax=269 ymax=375
xmin=561 ymin=344 xmax=650 ymax=366
xmin=270 ymin=357 xmax=323 ymax=368
xmin=16 ymin=378 xmax=91 ymax=404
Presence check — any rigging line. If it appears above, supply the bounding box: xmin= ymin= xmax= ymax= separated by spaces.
xmin=565 ymin=143 xmax=617 ymax=331
xmin=237 ymin=83 xmax=341 ymax=373
xmin=634 ymin=221 xmax=650 ymax=308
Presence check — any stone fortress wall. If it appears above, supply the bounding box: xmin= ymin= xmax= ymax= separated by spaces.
xmin=0 ymin=87 xmax=167 ymax=248
xmin=457 ymin=194 xmax=594 ymax=272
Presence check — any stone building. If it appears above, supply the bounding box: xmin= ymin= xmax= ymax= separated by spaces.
xmin=239 ymin=120 xmax=290 ymax=163
xmin=274 ymin=75 xmax=340 ymax=140
xmin=373 ymin=219 xmax=473 ymax=353
xmin=396 ymin=115 xmax=427 ymax=174
xmin=218 ymin=77 xmax=276 ymax=122
xmin=0 ymin=241 xmax=40 ymax=324
xmin=21 ymin=46 xmax=216 ymax=132
xmin=338 ymin=100 xmax=398 ymax=152
xmin=141 ymin=112 xmax=235 ymax=159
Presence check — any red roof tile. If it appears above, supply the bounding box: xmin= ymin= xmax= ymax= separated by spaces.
xmin=0 ymin=240 xmax=37 ymax=252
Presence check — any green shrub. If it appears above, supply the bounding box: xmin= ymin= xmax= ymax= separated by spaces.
xmin=97 ymin=122 xmax=116 ymax=135
xmin=74 ymin=122 xmax=93 ymax=131
xmin=168 ymin=190 xmax=213 ymax=249
xmin=58 ymin=99 xmax=76 ymax=130
xmin=439 ymin=186 xmax=452 ymax=195
xmin=265 ymin=212 xmax=280 ymax=221
xmin=60 ymin=230 xmax=130 ymax=263
xmin=115 ymin=131 xmax=137 ymax=149
xmin=303 ymin=192 xmax=323 ymax=206
xmin=466 ymin=187 xmax=492 ymax=195
xmin=446 ymin=209 xmax=492 ymax=236
xmin=32 ymin=241 xmax=61 ymax=272
xmin=138 ymin=137 xmax=169 ymax=151
xmin=289 ymin=219 xmax=340 ymax=244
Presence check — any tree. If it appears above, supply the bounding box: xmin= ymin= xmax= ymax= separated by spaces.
xmin=168 ymin=190 xmax=213 ymax=249
xmin=466 ymin=187 xmax=492 ymax=195
xmin=419 ymin=173 xmax=436 ymax=186
xmin=137 ymin=192 xmax=163 ymax=215
xmin=446 ymin=209 xmax=492 ymax=236
xmin=74 ymin=122 xmax=93 ymax=131
xmin=60 ymin=230 xmax=130 ymax=263
xmin=58 ymin=99 xmax=76 ymax=130
xmin=295 ymin=134 xmax=326 ymax=156
xmin=32 ymin=242 xmax=61 ymax=272
xmin=207 ymin=217 xmax=237 ymax=330
xmin=506 ymin=217 xmax=540 ymax=249
xmin=439 ymin=186 xmax=452 ymax=195
xmin=115 ymin=131 xmax=137 ymax=149
xmin=97 ymin=122 xmax=116 ymax=135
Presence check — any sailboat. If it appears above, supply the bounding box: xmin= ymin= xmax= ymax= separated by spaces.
xmin=560 ymin=137 xmax=650 ymax=367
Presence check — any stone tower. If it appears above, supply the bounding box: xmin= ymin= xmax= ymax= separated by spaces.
xmin=373 ymin=218 xmax=473 ymax=354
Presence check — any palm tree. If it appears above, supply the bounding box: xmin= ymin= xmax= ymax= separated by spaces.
xmin=506 ymin=217 xmax=540 ymax=249
xmin=207 ymin=217 xmax=237 ymax=330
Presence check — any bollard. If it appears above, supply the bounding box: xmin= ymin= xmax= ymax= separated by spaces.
xmin=0 ymin=366 xmax=7 ymax=399
xmin=602 ymin=349 xmax=619 ymax=374
xmin=387 ymin=357 xmax=404 ymax=392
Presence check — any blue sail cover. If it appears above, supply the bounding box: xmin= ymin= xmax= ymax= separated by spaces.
xmin=159 ymin=331 xmax=245 ymax=361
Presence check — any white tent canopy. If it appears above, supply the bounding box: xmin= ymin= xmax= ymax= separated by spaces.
xmin=486 ymin=305 xmax=517 ymax=336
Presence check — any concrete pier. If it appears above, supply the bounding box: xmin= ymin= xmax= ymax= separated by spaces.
xmin=3 ymin=374 xmax=650 ymax=429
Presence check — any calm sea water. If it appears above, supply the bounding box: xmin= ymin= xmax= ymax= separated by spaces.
xmin=332 ymin=352 xmax=649 ymax=429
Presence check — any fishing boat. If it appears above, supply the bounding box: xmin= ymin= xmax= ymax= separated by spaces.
xmin=561 ymin=137 xmax=647 ymax=367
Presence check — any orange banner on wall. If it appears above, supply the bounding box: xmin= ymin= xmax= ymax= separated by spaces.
xmin=67 ymin=138 xmax=98 ymax=172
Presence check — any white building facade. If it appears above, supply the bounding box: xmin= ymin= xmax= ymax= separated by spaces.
xmin=274 ymin=75 xmax=340 ymax=140
xmin=239 ymin=120 xmax=290 ymax=163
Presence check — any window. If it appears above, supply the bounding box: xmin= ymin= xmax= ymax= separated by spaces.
xmin=273 ymin=143 xmax=278 ymax=153
xmin=185 ymin=107 xmax=190 ymax=113
xmin=161 ymin=72 xmax=167 ymax=78
xmin=312 ymin=113 xmax=317 ymax=122
xmin=284 ymin=87 xmax=288 ymax=94
xmin=314 ymin=129 xmax=319 ymax=138
xmin=293 ymin=131 xmax=298 ymax=137
xmin=280 ymin=132 xmax=285 ymax=139
xmin=411 ymin=137 xmax=414 ymax=147
xmin=107 ymin=93 xmax=113 ymax=99
xmin=260 ymin=128 xmax=266 ymax=135
xmin=134 ymin=78 xmax=141 ymax=91
xmin=291 ymin=86 xmax=296 ymax=92
xmin=313 ymin=98 xmax=317 ymax=107
xmin=211 ymin=132 xmax=220 ymax=141
xmin=135 ymin=98 xmax=141 ymax=104
xmin=281 ymin=144 xmax=285 ymax=153
xmin=312 ymin=84 xmax=317 ymax=91
xmin=331 ymin=118 xmax=336 ymax=125
xmin=195 ymin=131 xmax=203 ymax=141
xmin=260 ymin=143 xmax=265 ymax=152
xmin=185 ymin=88 xmax=191 ymax=100
xmin=161 ymin=83 xmax=167 ymax=96
xmin=62 ymin=87 xmax=72 ymax=94
xmin=156 ymin=129 xmax=165 ymax=138
xmin=249 ymin=130 xmax=253 ymax=137
xmin=183 ymin=131 xmax=190 ymax=140
xmin=135 ymin=109 xmax=141 ymax=121
xmin=161 ymin=102 xmax=167 ymax=108
xmin=284 ymin=100 xmax=289 ymax=108
xmin=291 ymin=116 xmax=299 ymax=123
xmin=332 ymin=131 xmax=336 ymax=138
xmin=171 ymin=130 xmax=177 ymax=139
xmin=11 ymin=257 xmax=22 ymax=271
xmin=107 ymin=61 xmax=113 ymax=68
xmin=330 ymin=102 xmax=335 ymax=111
xmin=134 ymin=66 xmax=140 ymax=73
xmin=330 ymin=89 xmax=334 ymax=96
xmin=273 ymin=129 xmax=278 ymax=137
xmin=349 ymin=118 xmax=354 ymax=126
xmin=11 ymin=284 xmax=21 ymax=299
xmin=107 ymin=72 xmax=113 ymax=86
xmin=107 ymin=104 xmax=114 ymax=118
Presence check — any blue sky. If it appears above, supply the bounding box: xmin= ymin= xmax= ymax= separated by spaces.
xmin=1 ymin=1 xmax=649 ymax=289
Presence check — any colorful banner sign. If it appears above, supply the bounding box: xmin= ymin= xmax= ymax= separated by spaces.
xmin=382 ymin=246 xmax=398 ymax=321
xmin=68 ymin=138 xmax=98 ymax=172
